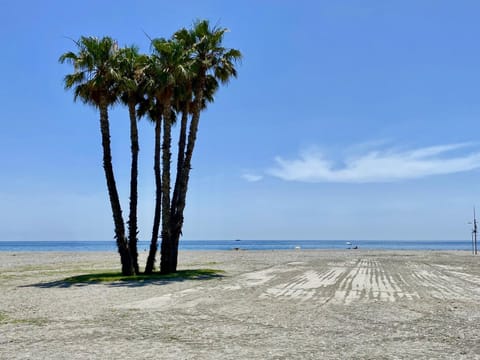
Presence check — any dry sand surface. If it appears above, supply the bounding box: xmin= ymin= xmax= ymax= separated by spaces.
xmin=0 ymin=250 xmax=479 ymax=359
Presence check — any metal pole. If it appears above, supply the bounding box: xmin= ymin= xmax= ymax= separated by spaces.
xmin=475 ymin=223 xmax=478 ymax=255
xmin=472 ymin=231 xmax=475 ymax=255
xmin=474 ymin=207 xmax=478 ymax=255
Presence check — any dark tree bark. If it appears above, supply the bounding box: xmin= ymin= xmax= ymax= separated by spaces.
xmin=99 ymin=97 xmax=134 ymax=276
xmin=171 ymin=105 xmax=189 ymax=214
xmin=160 ymin=94 xmax=174 ymax=274
xmin=169 ymin=81 xmax=205 ymax=272
xmin=145 ymin=113 xmax=162 ymax=274
xmin=127 ymin=99 xmax=139 ymax=274
xmin=168 ymin=108 xmax=189 ymax=272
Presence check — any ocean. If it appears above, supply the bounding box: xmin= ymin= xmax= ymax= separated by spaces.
xmin=0 ymin=240 xmax=474 ymax=252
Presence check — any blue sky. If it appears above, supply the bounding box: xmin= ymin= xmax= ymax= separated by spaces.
xmin=1 ymin=1 xmax=480 ymax=241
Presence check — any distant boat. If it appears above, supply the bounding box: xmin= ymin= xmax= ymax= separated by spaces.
xmin=346 ymin=241 xmax=358 ymax=249
xmin=294 ymin=246 xmax=301 ymax=249
xmin=235 ymin=239 xmax=241 ymax=242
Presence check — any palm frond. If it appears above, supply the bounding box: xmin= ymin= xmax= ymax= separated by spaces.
xmin=60 ymin=36 xmax=121 ymax=107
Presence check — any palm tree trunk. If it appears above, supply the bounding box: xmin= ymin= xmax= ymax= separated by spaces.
xmin=171 ymin=86 xmax=191 ymax=216
xmin=171 ymin=106 xmax=189 ymax=214
xmin=169 ymin=82 xmax=205 ymax=271
xmin=99 ymin=98 xmax=134 ymax=276
xmin=127 ymin=100 xmax=139 ymax=274
xmin=160 ymin=95 xmax=174 ymax=274
xmin=168 ymin=108 xmax=189 ymax=273
xmin=145 ymin=113 xmax=162 ymax=274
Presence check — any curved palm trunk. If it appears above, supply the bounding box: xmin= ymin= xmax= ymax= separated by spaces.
xmin=145 ymin=114 xmax=162 ymax=274
xmin=127 ymin=100 xmax=139 ymax=274
xmin=169 ymin=82 xmax=205 ymax=271
xmin=160 ymin=95 xmax=174 ymax=274
xmin=168 ymin=108 xmax=189 ymax=273
xmin=99 ymin=99 xmax=134 ymax=276
xmin=171 ymin=106 xmax=189 ymax=214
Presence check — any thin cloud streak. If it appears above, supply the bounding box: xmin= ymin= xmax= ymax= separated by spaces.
xmin=268 ymin=143 xmax=480 ymax=183
xmin=242 ymin=173 xmax=264 ymax=182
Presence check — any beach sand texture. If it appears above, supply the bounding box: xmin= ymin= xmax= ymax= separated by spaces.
xmin=0 ymin=250 xmax=479 ymax=359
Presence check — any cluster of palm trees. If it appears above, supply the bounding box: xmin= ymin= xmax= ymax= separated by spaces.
xmin=59 ymin=20 xmax=241 ymax=275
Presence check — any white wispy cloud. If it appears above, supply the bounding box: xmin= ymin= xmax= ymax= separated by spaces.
xmin=267 ymin=143 xmax=480 ymax=183
xmin=241 ymin=173 xmax=264 ymax=182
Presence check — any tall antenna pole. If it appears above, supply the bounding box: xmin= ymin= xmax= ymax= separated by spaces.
xmin=474 ymin=207 xmax=478 ymax=255
xmin=472 ymin=228 xmax=475 ymax=255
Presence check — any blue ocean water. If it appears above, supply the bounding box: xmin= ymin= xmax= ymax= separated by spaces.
xmin=0 ymin=240 xmax=473 ymax=252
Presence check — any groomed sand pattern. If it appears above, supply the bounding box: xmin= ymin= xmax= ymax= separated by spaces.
xmin=258 ymin=259 xmax=458 ymax=304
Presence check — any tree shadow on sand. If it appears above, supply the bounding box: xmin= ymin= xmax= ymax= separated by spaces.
xmin=26 ymin=269 xmax=224 ymax=288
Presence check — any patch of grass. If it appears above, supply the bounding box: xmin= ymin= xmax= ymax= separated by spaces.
xmin=0 ymin=312 xmax=7 ymax=323
xmin=0 ymin=312 xmax=46 ymax=326
xmin=63 ymin=268 xmax=224 ymax=284
xmin=11 ymin=318 xmax=48 ymax=326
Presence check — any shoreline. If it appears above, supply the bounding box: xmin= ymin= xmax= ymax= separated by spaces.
xmin=0 ymin=239 xmax=474 ymax=253
xmin=1 ymin=250 xmax=479 ymax=359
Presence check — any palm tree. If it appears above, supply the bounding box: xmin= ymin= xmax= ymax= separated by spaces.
xmin=150 ymin=38 xmax=192 ymax=274
xmin=167 ymin=20 xmax=242 ymax=273
xmin=114 ymin=46 xmax=148 ymax=274
xmin=140 ymin=94 xmax=163 ymax=274
xmin=170 ymin=28 xmax=195 ymax=222
xmin=59 ymin=37 xmax=134 ymax=275
xmin=142 ymin=37 xmax=192 ymax=274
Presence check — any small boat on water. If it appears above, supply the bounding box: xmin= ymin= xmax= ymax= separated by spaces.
xmin=346 ymin=241 xmax=358 ymax=249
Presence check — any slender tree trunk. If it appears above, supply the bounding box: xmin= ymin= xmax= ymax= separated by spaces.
xmin=171 ymin=86 xmax=192 ymax=216
xmin=171 ymin=106 xmax=189 ymax=214
xmin=169 ymin=81 xmax=205 ymax=271
xmin=168 ymin=107 xmax=189 ymax=273
xmin=160 ymin=94 xmax=174 ymax=274
xmin=145 ymin=113 xmax=162 ymax=274
xmin=127 ymin=99 xmax=139 ymax=274
xmin=99 ymin=98 xmax=134 ymax=276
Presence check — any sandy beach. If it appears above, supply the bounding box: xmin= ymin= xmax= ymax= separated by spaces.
xmin=0 ymin=250 xmax=479 ymax=359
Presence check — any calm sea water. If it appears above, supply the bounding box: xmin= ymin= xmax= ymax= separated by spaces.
xmin=0 ymin=240 xmax=473 ymax=252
